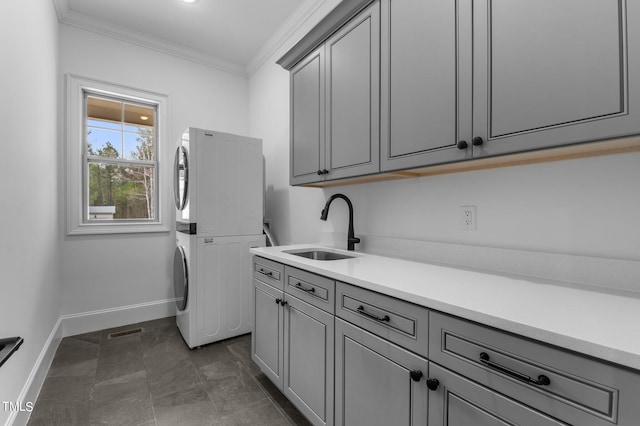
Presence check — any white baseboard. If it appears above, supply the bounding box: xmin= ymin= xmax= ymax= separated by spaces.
xmin=8 ymin=299 xmax=177 ymax=426
xmin=60 ymin=298 xmax=177 ymax=338
xmin=7 ymin=318 xmax=63 ymax=426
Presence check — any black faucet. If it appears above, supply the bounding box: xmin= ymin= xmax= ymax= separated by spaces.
xmin=320 ymin=193 xmax=360 ymax=251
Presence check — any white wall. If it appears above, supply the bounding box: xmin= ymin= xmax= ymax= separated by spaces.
xmin=0 ymin=0 xmax=61 ymax=424
xmin=250 ymin=4 xmax=640 ymax=293
xmin=58 ymin=25 xmax=251 ymax=317
xmin=249 ymin=0 xmax=343 ymax=247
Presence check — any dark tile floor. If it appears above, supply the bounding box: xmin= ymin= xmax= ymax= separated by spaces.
xmin=28 ymin=317 xmax=311 ymax=426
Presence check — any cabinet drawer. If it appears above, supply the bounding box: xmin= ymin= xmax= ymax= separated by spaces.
xmin=430 ymin=311 xmax=640 ymax=426
xmin=336 ymin=281 xmax=428 ymax=357
xmin=253 ymin=256 xmax=284 ymax=290
xmin=284 ymin=266 xmax=335 ymax=313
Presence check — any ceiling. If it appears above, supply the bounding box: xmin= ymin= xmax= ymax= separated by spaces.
xmin=52 ymin=0 xmax=326 ymax=76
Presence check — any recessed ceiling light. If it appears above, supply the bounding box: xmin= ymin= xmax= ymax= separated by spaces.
xmin=140 ymin=115 xmax=149 ymax=121
xmin=182 ymin=0 xmax=198 ymax=3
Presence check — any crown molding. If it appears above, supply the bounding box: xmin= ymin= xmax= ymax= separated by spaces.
xmin=52 ymin=0 xmax=247 ymax=77
xmin=245 ymin=0 xmax=332 ymax=76
xmin=52 ymin=0 xmax=335 ymax=79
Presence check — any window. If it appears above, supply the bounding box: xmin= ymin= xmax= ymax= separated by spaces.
xmin=85 ymin=95 xmax=157 ymax=221
xmin=67 ymin=75 xmax=169 ymax=235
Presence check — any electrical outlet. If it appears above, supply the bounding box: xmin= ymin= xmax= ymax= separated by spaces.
xmin=460 ymin=205 xmax=476 ymax=230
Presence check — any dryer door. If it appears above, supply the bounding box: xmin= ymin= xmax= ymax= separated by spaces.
xmin=173 ymin=246 xmax=189 ymax=311
xmin=173 ymin=146 xmax=189 ymax=210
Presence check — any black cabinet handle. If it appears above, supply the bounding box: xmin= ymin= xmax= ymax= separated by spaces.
xmin=426 ymin=378 xmax=440 ymax=391
xmin=294 ymin=282 xmax=315 ymax=293
xmin=472 ymin=136 xmax=484 ymax=146
xmin=317 ymin=170 xmax=323 ymax=175
xmin=479 ymin=352 xmax=550 ymax=386
xmin=322 ymin=169 xmax=329 ymax=175
xmin=410 ymin=370 xmax=423 ymax=382
xmin=259 ymin=268 xmax=273 ymax=277
xmin=275 ymin=298 xmax=281 ymax=305
xmin=280 ymin=300 xmax=288 ymax=307
xmin=356 ymin=305 xmax=390 ymax=322
xmin=457 ymin=140 xmax=468 ymax=149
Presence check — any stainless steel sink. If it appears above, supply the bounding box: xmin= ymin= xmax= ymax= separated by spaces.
xmin=284 ymin=249 xmax=355 ymax=261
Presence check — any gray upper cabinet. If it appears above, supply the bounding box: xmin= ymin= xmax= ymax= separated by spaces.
xmin=382 ymin=0 xmax=640 ymax=171
xmin=472 ymin=0 xmax=640 ymax=157
xmin=283 ymin=0 xmax=640 ymax=184
xmin=289 ymin=1 xmax=380 ymax=185
xmin=325 ymin=3 xmax=380 ymax=180
xmin=290 ymin=49 xmax=324 ymax=185
xmin=380 ymin=0 xmax=468 ymax=171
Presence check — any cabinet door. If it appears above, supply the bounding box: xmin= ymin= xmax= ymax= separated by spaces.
xmin=290 ymin=48 xmax=325 ymax=185
xmin=428 ymin=363 xmax=565 ymax=426
xmin=251 ymin=279 xmax=284 ymax=388
xmin=473 ymin=0 xmax=640 ymax=157
xmin=380 ymin=0 xmax=468 ymax=171
xmin=335 ymin=318 xmax=428 ymax=426
xmin=325 ymin=1 xmax=380 ymax=180
xmin=283 ymin=296 xmax=334 ymax=425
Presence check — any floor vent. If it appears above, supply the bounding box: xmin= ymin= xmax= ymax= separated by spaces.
xmin=107 ymin=327 xmax=144 ymax=340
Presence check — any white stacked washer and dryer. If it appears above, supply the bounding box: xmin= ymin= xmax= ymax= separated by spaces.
xmin=173 ymin=127 xmax=265 ymax=349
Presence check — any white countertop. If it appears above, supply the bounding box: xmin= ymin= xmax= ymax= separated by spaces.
xmin=251 ymin=244 xmax=640 ymax=371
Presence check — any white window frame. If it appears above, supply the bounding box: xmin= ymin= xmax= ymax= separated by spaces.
xmin=66 ymin=74 xmax=170 ymax=235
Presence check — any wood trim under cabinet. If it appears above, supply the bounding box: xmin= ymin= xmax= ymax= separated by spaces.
xmin=302 ymin=136 xmax=640 ymax=188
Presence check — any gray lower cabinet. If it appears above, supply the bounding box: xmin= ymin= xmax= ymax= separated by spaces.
xmin=252 ymin=258 xmax=335 ymax=426
xmin=252 ymin=279 xmax=284 ymax=387
xmin=283 ymin=295 xmax=334 ymax=426
xmin=289 ymin=1 xmax=380 ymax=185
xmin=428 ymin=363 xmax=566 ymax=426
xmin=429 ymin=311 xmax=640 ymax=426
xmin=253 ymin=257 xmax=640 ymax=426
xmin=334 ymin=318 xmax=428 ymax=426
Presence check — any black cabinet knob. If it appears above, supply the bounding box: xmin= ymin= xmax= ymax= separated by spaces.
xmin=457 ymin=140 xmax=468 ymax=150
xmin=317 ymin=170 xmax=323 ymax=175
xmin=410 ymin=370 xmax=423 ymax=382
xmin=275 ymin=298 xmax=281 ymax=305
xmin=426 ymin=378 xmax=440 ymax=391
xmin=472 ymin=137 xmax=484 ymax=146
xmin=280 ymin=300 xmax=288 ymax=307
xmin=322 ymin=169 xmax=329 ymax=175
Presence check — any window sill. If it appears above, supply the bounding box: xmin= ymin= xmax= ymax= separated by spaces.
xmin=67 ymin=222 xmax=171 ymax=236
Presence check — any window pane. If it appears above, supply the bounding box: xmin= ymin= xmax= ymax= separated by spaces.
xmin=124 ymin=128 xmax=155 ymax=161
xmin=87 ymin=96 xmax=121 ymax=123
xmin=88 ymin=162 xmax=156 ymax=220
xmin=87 ymin=127 xmax=121 ymax=157
xmin=86 ymin=95 xmax=155 ymax=160
xmin=124 ymin=103 xmax=155 ymax=131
